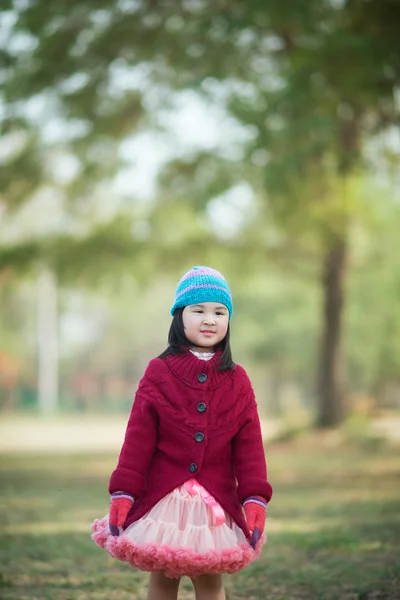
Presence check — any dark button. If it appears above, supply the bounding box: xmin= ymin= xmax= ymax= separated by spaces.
xmin=197 ymin=373 xmax=207 ymax=383
xmin=194 ymin=432 xmax=205 ymax=443
xmin=189 ymin=463 xmax=198 ymax=473
xmin=197 ymin=402 xmax=207 ymax=413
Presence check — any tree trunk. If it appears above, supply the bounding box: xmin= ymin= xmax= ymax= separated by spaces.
xmin=316 ymin=239 xmax=347 ymax=427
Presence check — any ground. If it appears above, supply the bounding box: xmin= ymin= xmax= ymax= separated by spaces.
xmin=0 ymin=418 xmax=399 ymax=599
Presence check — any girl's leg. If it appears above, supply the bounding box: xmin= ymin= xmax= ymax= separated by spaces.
xmin=147 ymin=571 xmax=180 ymax=600
xmin=191 ymin=573 xmax=226 ymax=600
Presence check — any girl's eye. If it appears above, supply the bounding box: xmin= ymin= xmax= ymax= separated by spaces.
xmin=216 ymin=312 xmax=224 ymax=316
xmin=194 ymin=310 xmax=203 ymax=313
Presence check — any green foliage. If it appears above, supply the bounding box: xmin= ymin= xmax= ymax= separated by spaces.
xmin=2 ymin=0 xmax=399 ymax=264
xmin=345 ymin=196 xmax=400 ymax=391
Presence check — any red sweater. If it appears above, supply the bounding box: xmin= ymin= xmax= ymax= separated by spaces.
xmin=109 ymin=348 xmax=273 ymax=537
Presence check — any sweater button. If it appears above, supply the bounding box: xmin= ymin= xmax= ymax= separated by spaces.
xmin=194 ymin=432 xmax=204 ymax=443
xmin=197 ymin=373 xmax=207 ymax=383
xmin=197 ymin=402 xmax=207 ymax=413
xmin=189 ymin=463 xmax=198 ymax=473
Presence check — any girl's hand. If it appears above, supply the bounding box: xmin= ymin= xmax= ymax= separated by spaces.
xmin=109 ymin=492 xmax=134 ymax=536
xmin=243 ymin=496 xmax=267 ymax=548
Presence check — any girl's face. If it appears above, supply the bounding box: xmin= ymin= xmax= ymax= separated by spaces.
xmin=182 ymin=302 xmax=229 ymax=352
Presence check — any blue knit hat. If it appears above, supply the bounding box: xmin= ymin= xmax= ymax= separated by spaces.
xmin=170 ymin=266 xmax=233 ymax=319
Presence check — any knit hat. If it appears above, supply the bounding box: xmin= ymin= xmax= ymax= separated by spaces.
xmin=170 ymin=266 xmax=233 ymax=319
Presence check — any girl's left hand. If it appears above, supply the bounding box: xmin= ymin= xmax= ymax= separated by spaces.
xmin=243 ymin=496 xmax=267 ymax=548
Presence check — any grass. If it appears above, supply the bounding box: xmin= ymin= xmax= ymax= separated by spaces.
xmin=0 ymin=435 xmax=399 ymax=599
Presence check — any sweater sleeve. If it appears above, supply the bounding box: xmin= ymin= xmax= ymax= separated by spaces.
xmin=108 ymin=370 xmax=159 ymax=498
xmin=232 ymin=391 xmax=273 ymax=504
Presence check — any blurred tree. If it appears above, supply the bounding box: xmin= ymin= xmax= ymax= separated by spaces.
xmin=154 ymin=0 xmax=400 ymax=425
xmin=1 ymin=0 xmax=399 ymax=424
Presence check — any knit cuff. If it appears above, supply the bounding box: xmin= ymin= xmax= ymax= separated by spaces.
xmin=110 ymin=491 xmax=134 ymax=502
xmin=243 ymin=496 xmax=268 ymax=510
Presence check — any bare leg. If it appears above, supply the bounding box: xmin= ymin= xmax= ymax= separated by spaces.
xmin=191 ymin=573 xmax=226 ymax=600
xmin=147 ymin=571 xmax=180 ymax=600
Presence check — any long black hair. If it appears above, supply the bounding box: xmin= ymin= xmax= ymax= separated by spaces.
xmin=158 ymin=307 xmax=235 ymax=371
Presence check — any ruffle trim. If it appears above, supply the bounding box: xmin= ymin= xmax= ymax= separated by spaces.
xmin=91 ymin=516 xmax=265 ymax=578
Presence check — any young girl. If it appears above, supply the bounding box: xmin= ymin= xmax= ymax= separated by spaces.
xmin=91 ymin=266 xmax=273 ymax=600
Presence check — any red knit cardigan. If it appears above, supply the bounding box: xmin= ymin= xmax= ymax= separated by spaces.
xmin=109 ymin=348 xmax=273 ymax=537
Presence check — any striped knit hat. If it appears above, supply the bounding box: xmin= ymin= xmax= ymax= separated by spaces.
xmin=170 ymin=266 xmax=233 ymax=319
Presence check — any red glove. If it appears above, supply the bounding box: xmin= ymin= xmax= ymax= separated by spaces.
xmin=243 ymin=496 xmax=267 ymax=548
xmin=109 ymin=492 xmax=134 ymax=536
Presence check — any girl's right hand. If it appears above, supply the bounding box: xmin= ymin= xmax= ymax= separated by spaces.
xmin=109 ymin=492 xmax=134 ymax=536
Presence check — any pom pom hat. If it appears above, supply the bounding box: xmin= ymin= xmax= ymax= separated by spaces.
xmin=170 ymin=266 xmax=233 ymax=319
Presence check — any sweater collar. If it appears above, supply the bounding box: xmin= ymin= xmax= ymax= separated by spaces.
xmin=164 ymin=347 xmax=233 ymax=388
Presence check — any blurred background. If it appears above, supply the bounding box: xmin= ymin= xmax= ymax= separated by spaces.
xmin=0 ymin=2 xmax=400 ymax=598
xmin=1 ymin=0 xmax=400 ymax=433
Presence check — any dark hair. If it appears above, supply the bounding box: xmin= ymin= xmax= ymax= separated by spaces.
xmin=158 ymin=307 xmax=235 ymax=371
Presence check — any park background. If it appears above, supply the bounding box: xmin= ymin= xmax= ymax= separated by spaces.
xmin=0 ymin=1 xmax=399 ymax=598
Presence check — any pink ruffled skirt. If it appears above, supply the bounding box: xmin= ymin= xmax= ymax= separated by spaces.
xmin=91 ymin=479 xmax=265 ymax=578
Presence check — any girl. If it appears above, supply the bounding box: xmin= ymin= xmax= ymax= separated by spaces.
xmin=91 ymin=266 xmax=273 ymax=600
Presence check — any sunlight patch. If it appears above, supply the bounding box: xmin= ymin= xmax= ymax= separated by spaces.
xmin=4 ymin=521 xmax=90 ymax=535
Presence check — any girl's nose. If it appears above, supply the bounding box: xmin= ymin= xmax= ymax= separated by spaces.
xmin=203 ymin=315 xmax=216 ymax=324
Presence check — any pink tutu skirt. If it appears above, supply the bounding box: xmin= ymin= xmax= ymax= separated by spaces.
xmin=91 ymin=479 xmax=265 ymax=578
